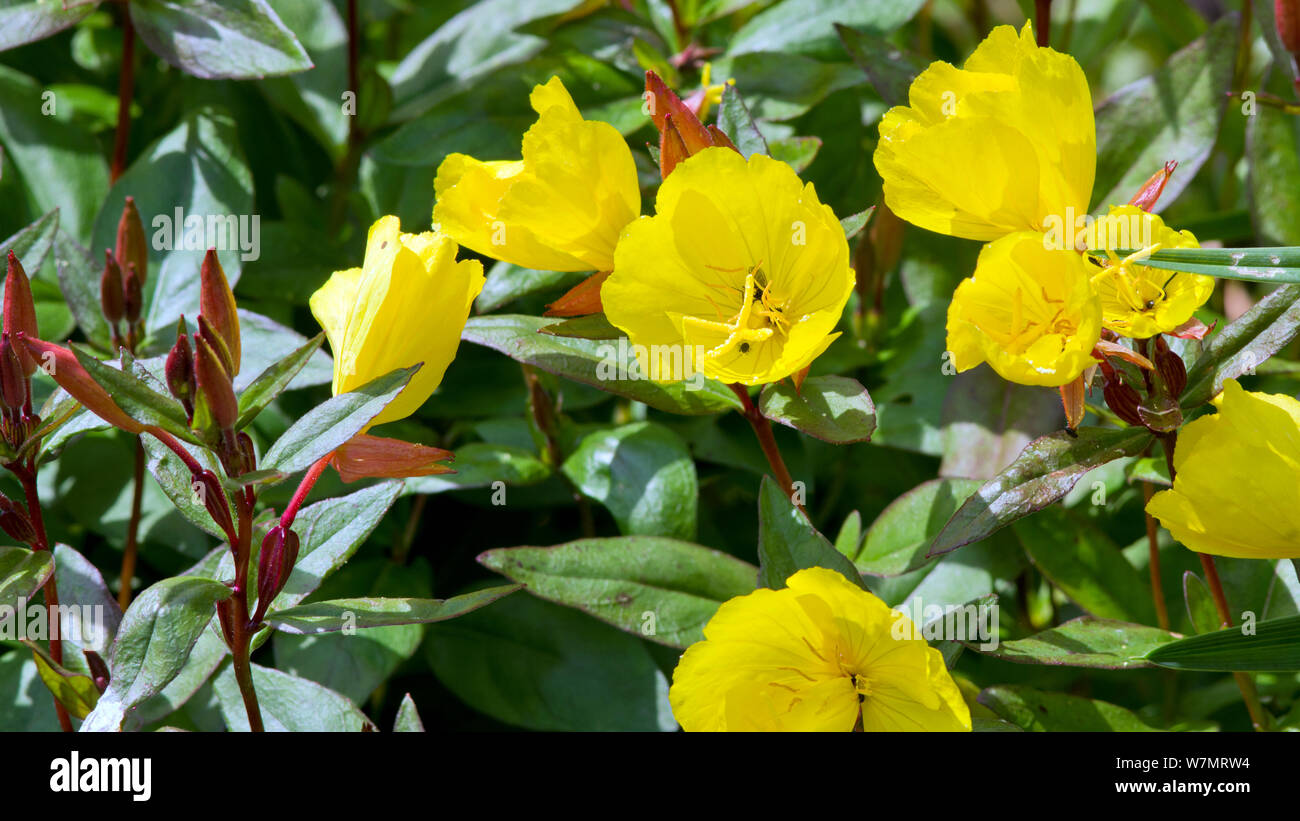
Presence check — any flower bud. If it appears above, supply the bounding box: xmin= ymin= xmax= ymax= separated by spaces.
xmin=18 ymin=335 xmax=145 ymax=434
xmin=100 ymin=250 xmax=125 ymax=328
xmin=82 ymin=649 xmax=110 ymax=694
xmin=705 ymin=124 xmax=738 ymax=152
xmin=191 ymin=468 xmax=235 ymax=539
xmin=193 ymin=332 xmax=238 ymax=432
xmin=1102 ymin=374 xmax=1145 ymax=428
xmin=122 ymin=262 xmax=143 ymax=325
xmin=4 ymin=252 xmax=39 ymax=377
xmin=1154 ymin=336 xmax=1188 ymax=399
xmin=199 ymin=249 xmax=240 ymax=376
xmin=197 ymin=314 xmax=234 ymax=377
xmin=0 ymin=494 xmax=35 ymax=545
xmin=165 ymin=317 xmax=196 ymax=406
xmin=254 ymin=525 xmax=300 ymax=624
xmin=0 ymin=333 xmax=28 ymax=414
xmin=114 ymin=196 xmax=148 ymax=287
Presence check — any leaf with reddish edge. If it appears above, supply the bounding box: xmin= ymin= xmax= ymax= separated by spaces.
xmin=330 ymin=433 xmax=455 ymax=483
xmin=927 ymin=426 xmax=1154 ymax=558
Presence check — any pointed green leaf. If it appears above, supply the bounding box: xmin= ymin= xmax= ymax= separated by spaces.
xmin=1183 ymin=283 xmax=1300 ymax=406
xmin=265 ymin=587 xmax=521 ymax=635
xmin=1146 ymin=615 xmax=1300 ymax=672
xmin=758 ymin=475 xmax=866 ymax=589
xmin=129 ymin=0 xmax=312 ymax=80
xmin=972 ymin=617 xmax=1178 ymax=669
xmin=759 ymin=375 xmax=875 ymax=444
xmin=235 ymin=331 xmax=325 ymax=428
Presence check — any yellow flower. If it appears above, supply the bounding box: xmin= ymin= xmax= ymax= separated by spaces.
xmin=874 ymin=22 xmax=1095 ymax=241
xmin=1147 ymin=380 xmax=1300 ymax=559
xmin=432 ymin=76 xmax=640 ymax=273
xmin=1087 ymin=205 xmax=1213 ymax=338
xmin=946 ymin=232 xmax=1102 ymax=387
xmin=669 ymin=567 xmax=971 ymax=732
xmin=310 ymin=216 xmax=484 ymax=427
xmin=602 ymin=147 xmax=854 ymax=386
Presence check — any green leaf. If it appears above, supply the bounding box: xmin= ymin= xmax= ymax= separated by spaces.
xmin=728 ymin=0 xmax=925 ymax=59
xmin=1014 ymin=505 xmax=1155 ymax=624
xmin=129 ymin=0 xmax=311 ymax=80
xmin=1183 ymin=571 xmax=1221 ymax=634
xmin=1103 ymin=246 xmax=1300 ymax=284
xmin=81 ymin=576 xmax=233 ymax=732
xmin=400 ymin=442 xmax=550 ymax=496
xmin=840 ymin=206 xmax=874 ymax=240
xmin=258 ymin=0 xmax=350 ymax=157
xmin=233 ymin=309 xmax=332 ymax=393
xmin=1183 ymin=283 xmax=1300 ymax=406
xmin=854 ymin=478 xmax=983 ymax=576
xmin=479 ymin=536 xmax=758 ymax=648
xmin=54 ymin=230 xmax=111 ymax=347
xmin=835 ymin=23 xmax=924 ymax=106
xmin=757 ymin=475 xmax=866 ymax=589
xmin=833 ymin=510 xmax=862 ymax=559
xmin=213 ymin=663 xmax=375 ymax=731
xmin=1146 ymin=615 xmax=1300 ymax=672
xmin=938 ymin=368 xmax=1063 ymax=479
xmin=236 ymin=331 xmax=325 ymax=428
xmin=538 ymin=313 xmax=624 ymax=340
xmin=462 ymin=315 xmax=742 ymax=415
xmin=52 ymin=543 xmax=123 ymax=657
xmin=561 ymin=422 xmax=698 ymax=540
xmin=0 ymin=209 xmax=59 ymax=274
xmin=27 ymin=640 xmax=99 ymax=720
xmin=89 ymin=109 xmax=253 ymax=335
xmin=0 ymin=547 xmax=54 ymax=629
xmin=767 ymin=135 xmax=821 ymax=172
xmin=759 ymin=375 xmax=875 ymax=444
xmin=393 ymin=693 xmax=424 ymax=732
xmin=478 ymin=261 xmax=584 ymax=314
xmin=0 ymin=65 xmax=109 ymax=241
xmin=928 ymin=427 xmax=1155 ymax=557
xmin=71 ymin=346 xmax=193 ymax=438
xmin=266 ymin=587 xmax=521 ymax=635
xmin=717 ymin=84 xmax=768 ymax=157
xmin=425 ymin=585 xmax=675 ymax=731
xmin=972 ymin=617 xmax=1178 ymax=669
xmin=0 ymin=0 xmax=98 ymax=52
xmin=980 ymin=685 xmax=1161 ymax=731
xmin=1091 ymin=17 xmax=1235 ymax=211
xmin=262 ymin=366 xmax=416 ymax=475
xmin=139 ymin=435 xmax=229 ymax=540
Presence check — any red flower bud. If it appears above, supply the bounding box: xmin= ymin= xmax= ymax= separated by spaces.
xmin=197 ymin=314 xmax=234 ymax=377
xmin=100 ymin=250 xmax=125 ymax=328
xmin=330 ymin=433 xmax=455 ymax=483
xmin=1154 ymin=336 xmax=1188 ymax=399
xmin=1127 ymin=161 xmax=1177 ymax=213
xmin=193 ymin=332 xmax=238 ymax=432
xmin=0 ymin=333 xmax=27 ymax=414
xmin=4 ymin=252 xmax=39 ymax=378
xmin=165 ymin=317 xmax=196 ymax=405
xmin=254 ymin=525 xmax=300 ymax=624
xmin=659 ymin=114 xmax=690 ymax=179
xmin=0 ymin=494 xmax=35 ymax=545
xmin=1278 ymin=0 xmax=1300 ymax=55
xmin=199 ymin=249 xmax=240 ymax=376
xmin=1103 ymin=375 xmax=1145 ymax=428
xmin=114 ymin=196 xmax=148 ymax=287
xmin=191 ymin=468 xmax=235 ymax=540
xmin=82 ymin=649 xmax=110 ymax=694
xmin=122 ymin=262 xmax=143 ymax=325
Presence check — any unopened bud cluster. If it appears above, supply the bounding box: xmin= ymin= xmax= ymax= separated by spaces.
xmin=101 ymin=197 xmax=148 ymax=352
xmin=1 ymin=252 xmax=43 ymax=454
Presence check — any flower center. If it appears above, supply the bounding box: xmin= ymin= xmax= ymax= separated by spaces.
xmin=686 ymin=262 xmax=790 ymax=360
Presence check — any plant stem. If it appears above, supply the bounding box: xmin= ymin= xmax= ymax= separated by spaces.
xmin=1034 ymin=0 xmax=1051 ymax=46
xmin=1161 ymin=432 xmax=1270 ymax=731
xmin=118 ymin=436 xmax=145 ymax=609
xmin=228 ymin=486 xmax=264 ymax=732
xmin=16 ymin=460 xmax=72 ymax=731
xmin=522 ymin=365 xmax=595 ymax=537
xmin=1140 ymin=475 xmax=1170 ymax=630
xmin=729 ymin=384 xmax=803 ymax=513
xmin=110 ymin=9 xmax=135 ymax=183
xmin=281 ymin=454 xmax=330 ymax=529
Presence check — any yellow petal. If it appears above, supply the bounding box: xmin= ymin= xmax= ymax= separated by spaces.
xmin=603 ymin=148 xmax=854 ymax=386
xmin=432 ymin=75 xmax=639 ymax=272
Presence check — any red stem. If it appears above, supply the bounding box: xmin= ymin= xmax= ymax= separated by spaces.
xmin=1034 ymin=0 xmax=1051 ymax=46
xmin=281 ymin=454 xmax=330 ymax=528
xmin=110 ymin=10 xmax=135 ymax=183
xmin=119 ymin=437 xmax=145 ymax=609
xmin=729 ymin=384 xmax=803 ymax=513
xmin=17 ymin=460 xmax=72 ymax=731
